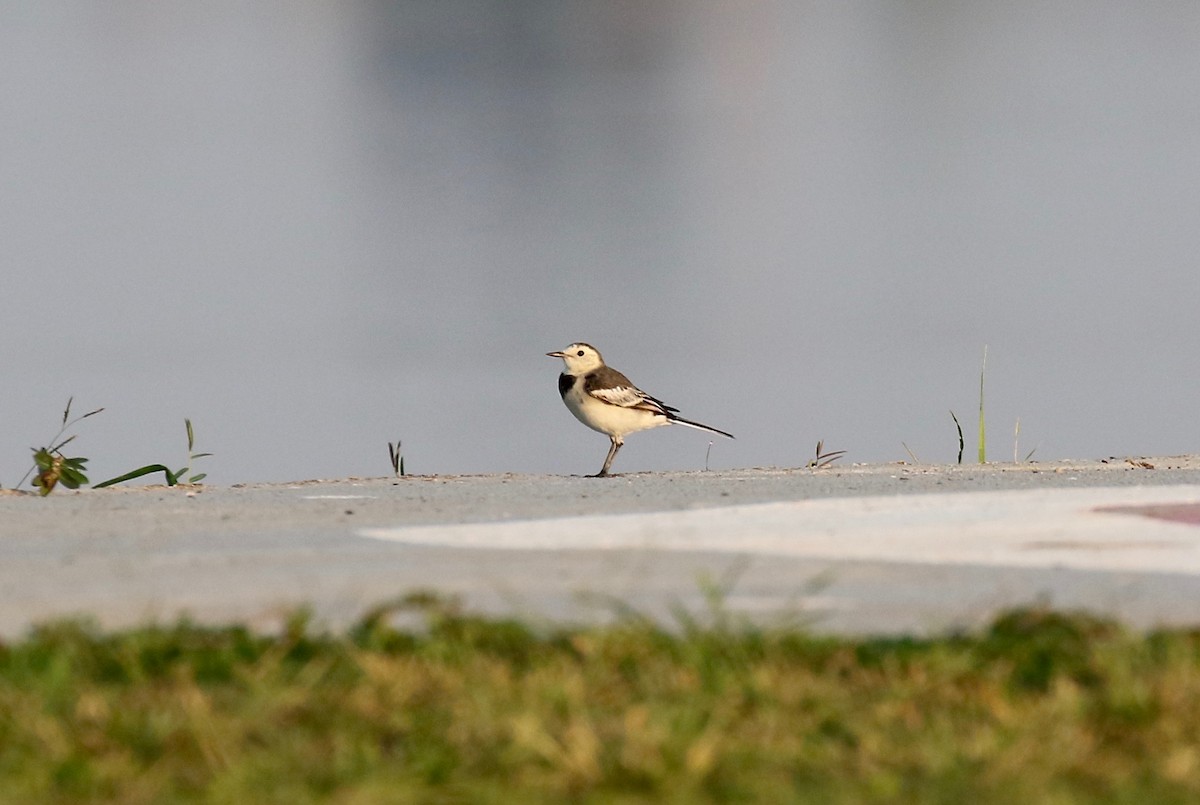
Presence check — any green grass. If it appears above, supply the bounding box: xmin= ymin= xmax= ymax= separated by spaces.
xmin=3 ymin=603 xmax=1200 ymax=803
xmin=14 ymin=398 xmax=212 ymax=493
xmin=93 ymin=418 xmax=212 ymax=488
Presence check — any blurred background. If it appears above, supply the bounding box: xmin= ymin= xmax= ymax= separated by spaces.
xmin=2 ymin=2 xmax=1198 ymax=485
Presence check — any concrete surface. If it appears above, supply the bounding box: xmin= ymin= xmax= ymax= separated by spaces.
xmin=3 ymin=456 xmax=1200 ymax=636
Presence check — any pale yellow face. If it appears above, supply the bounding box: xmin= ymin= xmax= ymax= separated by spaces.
xmin=548 ymin=342 xmax=605 ymax=374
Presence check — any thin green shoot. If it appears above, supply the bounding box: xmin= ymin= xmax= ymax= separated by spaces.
xmin=901 ymin=442 xmax=920 ymax=463
xmin=1013 ymin=417 xmax=1039 ymax=463
xmin=181 ymin=418 xmax=213 ymax=483
xmin=93 ymin=419 xmax=212 ymax=488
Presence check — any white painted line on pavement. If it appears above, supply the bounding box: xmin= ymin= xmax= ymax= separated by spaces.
xmin=358 ymin=485 xmax=1200 ymax=575
xmin=303 ymin=495 xmax=377 ymax=500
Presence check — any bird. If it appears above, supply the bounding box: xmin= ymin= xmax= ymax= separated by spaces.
xmin=546 ymin=342 xmax=734 ymax=476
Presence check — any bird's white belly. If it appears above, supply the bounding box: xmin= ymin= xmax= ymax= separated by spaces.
xmin=563 ymin=383 xmax=668 ymax=437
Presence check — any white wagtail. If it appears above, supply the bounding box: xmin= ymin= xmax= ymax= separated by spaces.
xmin=546 ymin=342 xmax=734 ymax=476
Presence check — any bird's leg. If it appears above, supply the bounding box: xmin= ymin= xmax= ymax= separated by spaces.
xmin=591 ymin=436 xmax=623 ymax=477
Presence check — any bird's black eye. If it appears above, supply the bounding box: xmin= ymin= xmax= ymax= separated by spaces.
xmin=576 ymin=350 xmax=585 ymax=357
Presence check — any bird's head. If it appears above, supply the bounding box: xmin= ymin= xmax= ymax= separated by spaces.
xmin=546 ymin=342 xmax=604 ymax=373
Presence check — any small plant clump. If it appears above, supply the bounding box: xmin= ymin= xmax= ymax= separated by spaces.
xmin=806 ymin=440 xmax=846 ymax=469
xmin=13 ymin=400 xmax=213 ymax=494
xmin=93 ymin=418 xmax=212 ymax=488
xmin=388 ymin=439 xmax=405 ymax=477
xmin=20 ymin=397 xmax=105 ymax=496
xmin=930 ymin=347 xmax=1035 ymax=466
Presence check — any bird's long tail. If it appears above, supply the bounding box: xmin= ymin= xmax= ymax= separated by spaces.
xmin=668 ymin=414 xmax=734 ymax=440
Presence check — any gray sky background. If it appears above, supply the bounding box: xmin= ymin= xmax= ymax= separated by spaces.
xmin=2 ymin=3 xmax=1198 ymax=486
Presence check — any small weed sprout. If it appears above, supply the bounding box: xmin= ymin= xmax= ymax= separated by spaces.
xmin=388 ymin=440 xmax=405 ymax=477
xmin=806 ymin=440 xmax=846 ymax=469
xmin=949 ymin=346 xmax=988 ymax=465
xmin=21 ymin=397 xmax=105 ymax=495
xmin=1014 ymin=418 xmax=1039 ymax=463
xmin=93 ymin=419 xmax=212 ymax=488
xmin=179 ymin=419 xmax=212 ymax=483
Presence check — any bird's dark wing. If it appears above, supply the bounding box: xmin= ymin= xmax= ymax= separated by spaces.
xmin=583 ymin=367 xmax=678 ymax=415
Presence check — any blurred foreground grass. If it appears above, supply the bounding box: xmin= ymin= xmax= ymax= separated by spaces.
xmin=2 ymin=598 xmax=1200 ymax=803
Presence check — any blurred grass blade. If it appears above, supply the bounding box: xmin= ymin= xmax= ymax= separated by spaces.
xmin=94 ymin=464 xmax=180 ymax=488
xmin=49 ymin=433 xmax=77 ymax=453
xmin=388 ymin=440 xmax=404 ymax=477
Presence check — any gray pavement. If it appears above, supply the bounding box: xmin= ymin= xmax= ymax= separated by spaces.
xmin=3 ymin=456 xmax=1200 ymax=636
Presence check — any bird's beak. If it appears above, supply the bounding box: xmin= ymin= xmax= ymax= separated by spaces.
xmin=546 ymin=351 xmax=565 ymax=358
